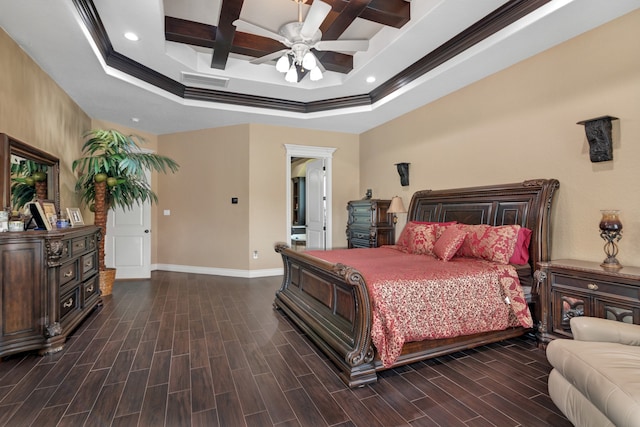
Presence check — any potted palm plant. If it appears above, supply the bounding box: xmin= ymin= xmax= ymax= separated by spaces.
xmin=72 ymin=129 xmax=179 ymax=295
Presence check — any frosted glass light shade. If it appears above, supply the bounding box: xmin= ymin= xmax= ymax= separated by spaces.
xmin=309 ymin=66 xmax=323 ymax=81
xmin=285 ymin=65 xmax=298 ymax=83
xmin=302 ymin=51 xmax=316 ymax=70
xmin=276 ymin=55 xmax=290 ymax=73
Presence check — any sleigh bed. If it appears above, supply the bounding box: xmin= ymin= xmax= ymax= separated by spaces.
xmin=274 ymin=179 xmax=559 ymax=387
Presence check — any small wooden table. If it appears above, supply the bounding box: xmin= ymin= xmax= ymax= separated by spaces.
xmin=536 ymin=259 xmax=640 ymax=346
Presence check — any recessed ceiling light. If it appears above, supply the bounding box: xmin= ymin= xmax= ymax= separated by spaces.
xmin=366 ymin=76 xmax=376 ymax=84
xmin=131 ymin=117 xmax=140 ymax=123
xmin=124 ymin=32 xmax=139 ymax=41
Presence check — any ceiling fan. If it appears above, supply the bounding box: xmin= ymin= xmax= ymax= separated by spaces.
xmin=232 ymin=0 xmax=369 ymax=82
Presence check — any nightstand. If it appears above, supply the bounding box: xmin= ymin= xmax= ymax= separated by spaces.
xmin=537 ymin=259 xmax=640 ymax=346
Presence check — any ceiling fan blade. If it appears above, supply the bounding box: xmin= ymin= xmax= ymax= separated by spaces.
xmin=314 ymin=39 xmax=369 ymax=52
xmin=232 ymin=19 xmax=288 ymax=44
xmin=249 ymin=49 xmax=289 ymax=65
xmin=300 ymin=1 xmax=331 ymax=40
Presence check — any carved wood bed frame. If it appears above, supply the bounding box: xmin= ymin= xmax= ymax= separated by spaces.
xmin=274 ymin=179 xmax=559 ymax=387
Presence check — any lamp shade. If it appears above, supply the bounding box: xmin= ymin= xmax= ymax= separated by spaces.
xmin=285 ymin=65 xmax=298 ymax=83
xmin=302 ymin=51 xmax=316 ymax=70
xmin=276 ymin=55 xmax=290 ymax=73
xmin=309 ymin=66 xmax=323 ymax=81
xmin=387 ymin=196 xmax=406 ymax=214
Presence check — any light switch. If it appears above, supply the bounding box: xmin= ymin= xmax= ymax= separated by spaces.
xmin=163 ymin=210 xmax=171 ymax=216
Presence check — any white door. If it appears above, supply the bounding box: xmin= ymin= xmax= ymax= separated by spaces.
xmin=105 ymin=199 xmax=151 ymax=279
xmin=306 ymin=158 xmax=326 ymax=250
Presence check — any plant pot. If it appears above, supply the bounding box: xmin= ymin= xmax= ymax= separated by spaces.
xmin=99 ymin=268 xmax=116 ymax=296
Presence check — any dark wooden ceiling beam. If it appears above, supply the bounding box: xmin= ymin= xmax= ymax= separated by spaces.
xmin=320 ymin=0 xmax=373 ymax=40
xmin=313 ymin=50 xmax=353 ymax=74
xmin=165 ymin=17 xmax=216 ymax=49
xmin=210 ymin=0 xmax=245 ymax=69
xmin=230 ymin=32 xmax=287 ymax=58
xmin=312 ymin=0 xmax=410 ymax=28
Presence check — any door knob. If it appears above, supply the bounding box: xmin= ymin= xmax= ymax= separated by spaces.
xmin=144 ymin=229 xmax=150 ymax=233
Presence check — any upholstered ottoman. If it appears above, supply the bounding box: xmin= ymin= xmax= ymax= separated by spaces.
xmin=546 ymin=317 xmax=640 ymax=427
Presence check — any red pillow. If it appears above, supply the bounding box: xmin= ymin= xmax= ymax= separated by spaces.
xmin=396 ymin=221 xmax=456 ymax=255
xmin=455 ymin=224 xmax=521 ymax=264
xmin=509 ymin=227 xmax=532 ymax=264
xmin=433 ymin=227 xmax=467 ymax=261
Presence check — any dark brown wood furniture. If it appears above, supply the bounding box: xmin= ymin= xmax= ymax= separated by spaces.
xmin=536 ymin=259 xmax=640 ymax=345
xmin=346 ymin=199 xmax=394 ymax=248
xmin=0 ymin=225 xmax=101 ymax=358
xmin=275 ymin=179 xmax=559 ymax=387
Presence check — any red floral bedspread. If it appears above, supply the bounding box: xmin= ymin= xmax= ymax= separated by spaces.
xmin=305 ymin=247 xmax=533 ymax=367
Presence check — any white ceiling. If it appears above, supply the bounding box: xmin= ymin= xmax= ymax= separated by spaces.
xmin=1 ymin=0 xmax=639 ymax=135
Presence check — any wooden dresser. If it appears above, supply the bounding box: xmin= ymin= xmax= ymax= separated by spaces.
xmin=0 ymin=225 xmax=101 ymax=357
xmin=346 ymin=199 xmax=394 ymax=248
xmin=537 ymin=259 xmax=640 ymax=345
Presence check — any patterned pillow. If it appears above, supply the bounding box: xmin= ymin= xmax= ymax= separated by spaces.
xmin=433 ymin=227 xmax=467 ymax=261
xmin=396 ymin=221 xmax=455 ymax=255
xmin=455 ymin=224 xmax=521 ymax=264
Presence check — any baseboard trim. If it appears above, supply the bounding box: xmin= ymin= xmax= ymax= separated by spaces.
xmin=152 ymin=264 xmax=283 ymax=278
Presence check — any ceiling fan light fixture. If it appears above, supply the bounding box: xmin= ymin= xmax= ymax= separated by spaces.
xmin=309 ymin=66 xmax=323 ymax=81
xmin=276 ymin=54 xmax=290 ymax=73
xmin=285 ymin=65 xmax=298 ymax=83
xmin=302 ymin=51 xmax=316 ymax=70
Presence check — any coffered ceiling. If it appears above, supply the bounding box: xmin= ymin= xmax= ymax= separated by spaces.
xmin=1 ymin=0 xmax=638 ymax=135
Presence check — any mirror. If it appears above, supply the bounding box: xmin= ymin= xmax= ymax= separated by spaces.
xmin=1 ymin=133 xmax=60 ymax=214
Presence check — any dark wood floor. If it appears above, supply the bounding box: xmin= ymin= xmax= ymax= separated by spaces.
xmin=0 ymin=271 xmax=570 ymax=427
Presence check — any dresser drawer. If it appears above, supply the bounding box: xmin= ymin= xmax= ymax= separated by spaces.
xmin=81 ymin=252 xmax=97 ymax=278
xmin=83 ymin=276 xmax=99 ymax=303
xmin=60 ymin=287 xmax=80 ymax=321
xmin=349 ymin=214 xmax=373 ymax=225
xmin=70 ymin=237 xmax=88 ymax=257
xmin=59 ymin=260 xmax=78 ymax=287
xmin=350 ymin=238 xmax=371 ymax=248
xmin=349 ymin=203 xmax=374 ymax=216
xmin=349 ymin=230 xmax=371 ymax=241
xmin=553 ymin=273 xmax=640 ymax=300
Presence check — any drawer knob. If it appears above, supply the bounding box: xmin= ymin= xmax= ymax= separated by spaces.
xmin=587 ymin=283 xmax=599 ymax=290
xmin=63 ymin=298 xmax=73 ymax=308
xmin=85 ymin=261 xmax=92 ymax=267
xmin=87 ymin=285 xmax=94 ymax=292
xmin=64 ymin=271 xmax=73 ymax=278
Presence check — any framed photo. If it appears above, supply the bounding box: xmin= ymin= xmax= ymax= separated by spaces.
xmin=39 ymin=200 xmax=57 ymax=228
xmin=67 ymin=207 xmax=85 ymax=226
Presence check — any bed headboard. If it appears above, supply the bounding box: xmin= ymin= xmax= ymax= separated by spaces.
xmin=407 ymin=179 xmax=559 ymax=269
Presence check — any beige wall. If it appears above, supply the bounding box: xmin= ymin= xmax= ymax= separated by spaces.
xmin=361 ymin=10 xmax=640 ymax=267
xmin=156 ymin=124 xmax=358 ymax=271
xmin=0 ymin=28 xmax=90 ymax=209
xmin=157 ymin=125 xmax=250 ymax=270
xmin=248 ymin=124 xmax=359 ymax=270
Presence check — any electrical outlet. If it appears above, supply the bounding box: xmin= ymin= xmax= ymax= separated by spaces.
xmin=252 ymin=250 xmax=258 ymax=259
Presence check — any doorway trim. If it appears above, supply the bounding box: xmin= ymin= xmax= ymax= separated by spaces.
xmin=285 ymin=144 xmax=337 ymax=249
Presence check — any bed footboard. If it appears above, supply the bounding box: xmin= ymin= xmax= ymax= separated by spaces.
xmin=274 ymin=243 xmax=377 ymax=387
